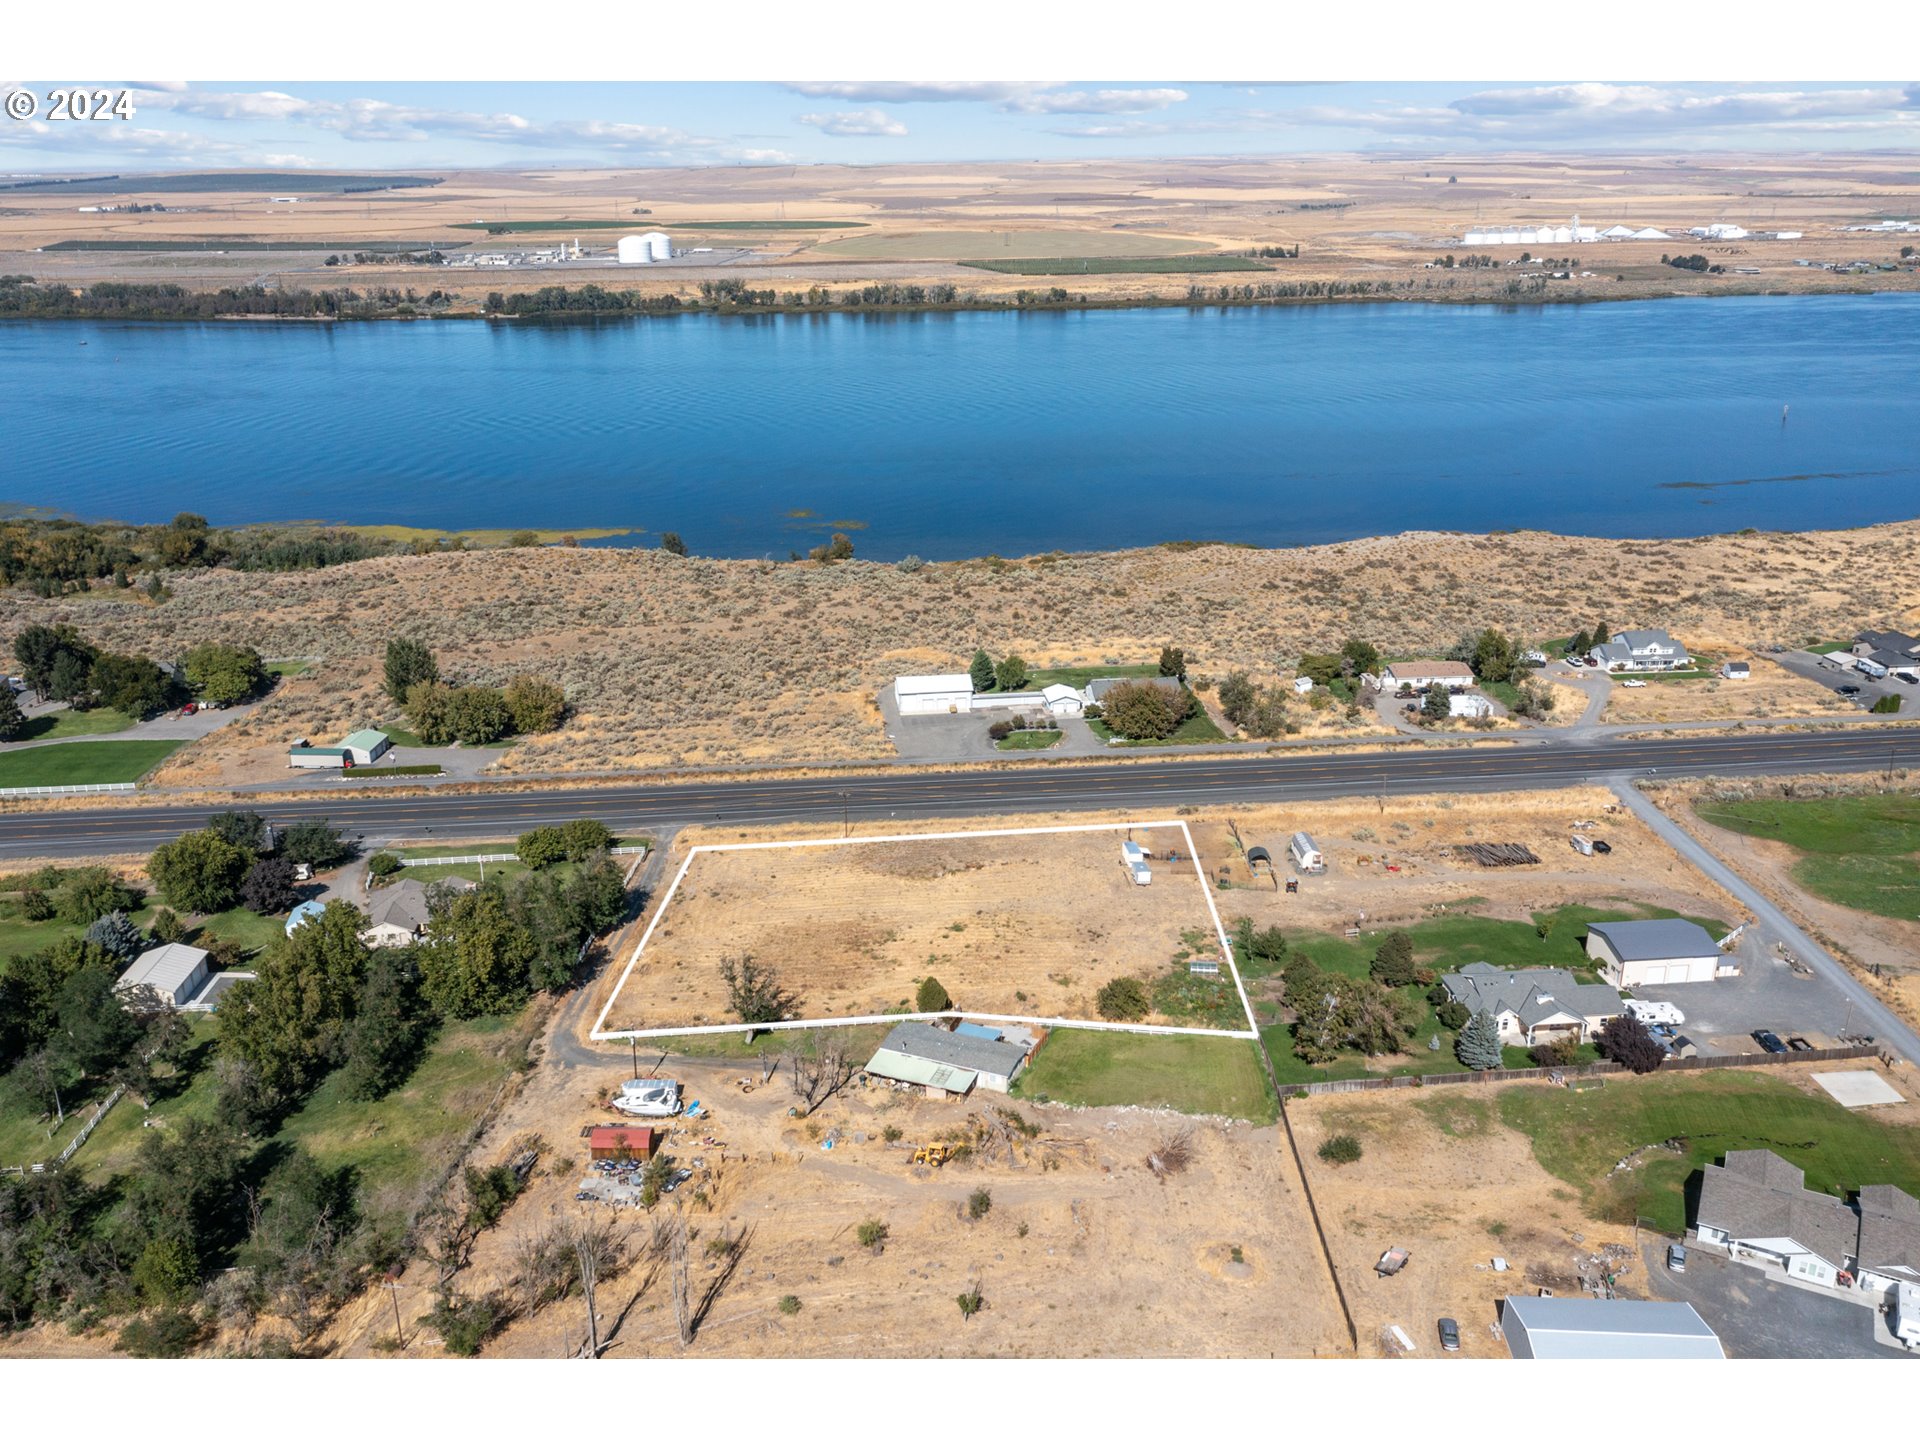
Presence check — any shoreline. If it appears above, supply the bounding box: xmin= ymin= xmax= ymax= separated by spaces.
xmin=0 ymin=278 xmax=1903 ymax=326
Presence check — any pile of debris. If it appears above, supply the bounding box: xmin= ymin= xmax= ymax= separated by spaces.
xmin=1457 ymin=843 xmax=1541 ymax=868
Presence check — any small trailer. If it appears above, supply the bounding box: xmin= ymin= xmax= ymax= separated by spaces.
xmin=1569 ymin=834 xmax=1596 ymax=857
xmin=1375 ymin=1247 xmax=1411 ymax=1278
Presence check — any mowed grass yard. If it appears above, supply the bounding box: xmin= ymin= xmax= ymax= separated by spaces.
xmin=6 ymin=707 xmax=134 ymax=742
xmin=1498 ymin=1068 xmax=1920 ymax=1234
xmin=0 ymin=739 xmax=181 ymax=787
xmin=1010 ymin=1029 xmax=1275 ymax=1123
xmin=1695 ymin=792 xmax=1920 ymax=921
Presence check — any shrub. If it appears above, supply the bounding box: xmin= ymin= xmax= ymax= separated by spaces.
xmin=882 ymin=1125 xmax=903 ymax=1143
xmin=1317 ymin=1134 xmax=1363 ymax=1166
xmin=915 ymin=976 xmax=951 ymax=1012
xmin=1529 ymin=1035 xmax=1581 ymax=1068
xmin=1095 ymin=976 xmax=1151 ymax=1022
xmin=426 ymin=1294 xmax=503 ymax=1357
xmin=368 ymin=852 xmax=403 ymax=879
xmin=778 ymin=1294 xmax=801 ymax=1315
xmin=516 ymin=827 xmax=569 ymax=869
xmin=856 ymin=1219 xmax=889 ymax=1252
xmin=987 ymin=721 xmax=1012 ymax=741
xmin=1099 ymin=679 xmax=1189 ymax=740
xmin=115 ymin=1307 xmax=210 ymax=1358
xmin=1871 ymin=694 xmax=1901 ymax=714
xmin=967 ymin=1187 xmax=992 ymax=1220
xmin=1436 ymin=1000 xmax=1471 ymax=1031
xmin=956 ymin=1285 xmax=984 ymax=1320
xmin=504 ymin=674 xmax=567 ymax=733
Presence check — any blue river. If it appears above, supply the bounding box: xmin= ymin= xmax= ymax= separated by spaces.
xmin=4 ymin=294 xmax=1917 ymax=558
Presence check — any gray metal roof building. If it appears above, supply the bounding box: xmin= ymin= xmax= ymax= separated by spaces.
xmin=1442 ymin=963 xmax=1622 ymax=1035
xmin=876 ymin=1022 xmax=1028 ymax=1082
xmin=1501 ymin=1296 xmax=1725 ymax=1359
xmin=1584 ymin=918 xmax=1719 ymax=962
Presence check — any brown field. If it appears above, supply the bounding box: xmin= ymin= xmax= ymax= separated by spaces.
xmin=1289 ymin=1085 xmax=1649 ymax=1356
xmin=4 ymin=522 xmax=1916 ymax=786
xmin=598 ymin=823 xmax=1239 ymax=1033
xmin=309 ymin=1040 xmax=1349 ymax=1359
xmin=5 ymin=152 xmax=1917 ymax=308
xmin=1601 ymin=659 xmax=1853 ymax=724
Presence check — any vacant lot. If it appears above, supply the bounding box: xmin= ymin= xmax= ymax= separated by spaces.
xmin=961 ymin=255 xmax=1268 ymax=275
xmin=1694 ymin=789 xmax=1920 ymax=922
xmin=599 ymin=823 xmax=1243 ymax=1034
xmin=0 ymin=739 xmax=181 ymax=787
xmin=1603 ymin=661 xmax=1851 ymax=724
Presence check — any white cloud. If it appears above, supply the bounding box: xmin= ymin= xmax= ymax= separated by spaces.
xmin=1003 ymin=87 xmax=1187 ymax=115
xmin=798 ymin=107 xmax=907 ymax=137
xmin=784 ymin=81 xmax=1041 ymax=105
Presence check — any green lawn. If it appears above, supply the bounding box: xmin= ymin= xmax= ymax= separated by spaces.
xmin=996 ymin=729 xmax=1064 ymax=751
xmin=377 ymin=725 xmax=424 ymax=747
xmin=0 ymin=740 xmax=181 ymax=787
xmin=265 ymin=659 xmax=311 ymax=678
xmin=960 ymin=255 xmax=1268 ymax=275
xmin=6 ymin=707 xmax=134 ymax=742
xmin=0 ymin=900 xmax=159 ymax=964
xmin=1806 ymin=641 xmax=1851 ymax=655
xmin=1088 ymin=706 xmax=1227 ymax=747
xmin=1694 ymin=792 xmax=1920 ymax=921
xmin=191 ymin=905 xmax=292 ymax=956
xmin=1022 ymin=662 xmax=1161 ymax=690
xmin=1498 ymin=1068 xmax=1920 ymax=1233
xmin=1010 ymin=1029 xmax=1275 ymax=1122
xmin=276 ymin=1015 xmax=525 ymax=1202
xmin=393 ymin=859 xmax=530 ymax=885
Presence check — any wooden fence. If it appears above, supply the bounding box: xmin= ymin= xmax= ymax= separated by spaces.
xmin=1290 ymin=1044 xmax=1883 ymax=1097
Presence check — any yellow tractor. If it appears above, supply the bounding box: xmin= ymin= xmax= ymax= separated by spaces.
xmin=912 ymin=1143 xmax=958 ymax=1167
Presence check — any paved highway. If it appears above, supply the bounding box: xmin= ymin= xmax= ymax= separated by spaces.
xmin=4 ymin=727 xmax=1915 ymax=858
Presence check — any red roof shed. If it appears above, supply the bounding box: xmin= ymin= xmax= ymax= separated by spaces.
xmin=587 ymin=1125 xmax=658 ymax=1160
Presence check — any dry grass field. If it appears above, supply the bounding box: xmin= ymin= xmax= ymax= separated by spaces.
xmin=5 ymin=152 xmax=1917 ymax=307
xmin=311 ymin=1045 xmax=1348 ymax=1359
xmin=6 ymin=521 xmax=1912 ymax=783
xmin=1600 ymin=660 xmax=1852 ymax=724
xmin=598 ymin=823 xmax=1240 ymax=1033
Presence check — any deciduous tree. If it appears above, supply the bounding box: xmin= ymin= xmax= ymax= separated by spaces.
xmin=148 ymin=829 xmax=252 ymax=914
xmin=384 ymin=638 xmax=439 ymax=707
xmin=182 ymin=642 xmax=266 ymax=706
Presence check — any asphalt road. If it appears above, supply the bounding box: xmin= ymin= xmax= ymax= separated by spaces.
xmin=5 ymin=727 xmax=1916 ymax=859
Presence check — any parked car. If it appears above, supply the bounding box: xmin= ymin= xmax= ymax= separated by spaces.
xmin=1786 ymin=1036 xmax=1814 ymax=1052
xmin=1591 ymin=839 xmax=1612 ymax=855
xmin=1621 ymin=678 xmax=1648 ymax=688
xmin=1752 ymin=1029 xmax=1788 ymax=1054
xmin=1667 ymin=1243 xmax=1687 ymax=1274
xmin=1837 ymin=684 xmax=1862 ymax=696
xmin=179 ymin=701 xmax=197 ymax=715
xmin=1437 ymin=1317 xmax=1461 ymax=1351
xmin=1899 ymin=673 xmax=1919 ymax=685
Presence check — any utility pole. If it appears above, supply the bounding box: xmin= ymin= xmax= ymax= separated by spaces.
xmin=384 ymin=1273 xmax=406 ymax=1349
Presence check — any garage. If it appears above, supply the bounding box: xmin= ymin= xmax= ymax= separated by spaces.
xmin=893 ymin=674 xmax=975 ymax=716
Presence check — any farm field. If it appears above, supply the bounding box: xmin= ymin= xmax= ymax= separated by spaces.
xmin=0 ymin=739 xmax=180 ymax=786
xmin=810 ymin=228 xmax=1215 ymax=261
xmin=597 ymin=822 xmax=1244 ymax=1035
xmin=960 ymin=255 xmax=1268 ymax=274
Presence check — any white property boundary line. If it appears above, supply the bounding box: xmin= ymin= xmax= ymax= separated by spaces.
xmin=590 ymin=818 xmax=1259 ymax=1043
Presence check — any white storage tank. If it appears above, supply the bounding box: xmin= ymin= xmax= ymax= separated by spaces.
xmin=642 ymin=231 xmax=672 ymax=261
xmin=616 ymin=234 xmax=653 ymax=265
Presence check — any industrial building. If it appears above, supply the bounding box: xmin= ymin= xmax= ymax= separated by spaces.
xmin=1500 ymin=1296 xmax=1725 ymax=1359
xmin=616 ymin=232 xmax=673 ymax=264
xmin=1584 ymin=918 xmax=1724 ymax=986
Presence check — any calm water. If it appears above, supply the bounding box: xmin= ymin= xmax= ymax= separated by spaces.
xmin=4 ymin=295 xmax=1918 ymax=558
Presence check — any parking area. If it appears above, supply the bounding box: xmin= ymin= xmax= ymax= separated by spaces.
xmin=1775 ymin=648 xmax=1912 ymax=714
xmin=1643 ymin=1243 xmax=1912 ymax=1359
xmin=878 ymin=687 xmax=1105 ymax=761
xmin=1630 ymin=938 xmax=1877 ymax=1055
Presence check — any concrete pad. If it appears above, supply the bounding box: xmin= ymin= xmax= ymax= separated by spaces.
xmin=1813 ymin=1071 xmax=1906 ymax=1108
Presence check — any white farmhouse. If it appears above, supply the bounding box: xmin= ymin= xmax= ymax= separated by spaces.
xmin=1588 ymin=629 xmax=1687 ymax=672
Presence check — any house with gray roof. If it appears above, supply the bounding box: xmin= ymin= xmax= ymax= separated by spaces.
xmin=1693 ymin=1149 xmax=1920 ymax=1294
xmin=1083 ymin=675 xmax=1184 ymax=707
xmin=1584 ymin=918 xmax=1723 ymax=987
xmin=1588 ymin=628 xmax=1687 ymax=672
xmin=865 ymin=1021 xmax=1031 ymax=1095
xmin=1440 ymin=963 xmax=1623 ymax=1046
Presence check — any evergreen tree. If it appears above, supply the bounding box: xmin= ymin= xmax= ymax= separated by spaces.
xmin=1421 ymin=682 xmax=1451 ymax=723
xmin=915 ymin=976 xmax=951 ymax=1012
xmin=383 ymin=637 xmax=439 ymax=707
xmin=84 ymin=910 xmax=145 ymax=963
xmin=969 ymin=650 xmax=996 ymax=693
xmin=338 ymin=950 xmax=430 ymax=1100
xmin=1456 ymin=1008 xmax=1504 ymax=1070
xmin=0 ymin=685 xmax=23 ymax=741
xmin=1157 ymin=646 xmax=1187 ymax=679
xmin=658 ymin=532 xmax=687 ymax=556
xmin=1370 ymin=931 xmax=1417 ymax=988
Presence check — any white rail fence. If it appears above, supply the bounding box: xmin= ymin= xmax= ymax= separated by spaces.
xmin=397 ymin=845 xmax=649 ymax=867
xmin=0 ymin=781 xmax=137 ymax=797
xmin=50 ymin=1085 xmax=127 ymax=1169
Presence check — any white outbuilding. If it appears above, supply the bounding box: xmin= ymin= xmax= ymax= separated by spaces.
xmin=1449 ymin=693 xmax=1492 ymax=719
xmin=1585 ymin=918 xmax=1723 ymax=987
xmin=116 ymin=943 xmax=212 ymax=1009
xmin=1041 ymin=683 xmax=1084 ymax=716
xmin=893 ymin=674 xmax=975 ymax=716
xmin=1289 ymin=832 xmax=1325 ymax=874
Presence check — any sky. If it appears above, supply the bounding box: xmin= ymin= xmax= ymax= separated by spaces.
xmin=3 ymin=80 xmax=1917 ymax=172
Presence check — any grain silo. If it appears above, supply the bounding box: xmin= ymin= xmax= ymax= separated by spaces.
xmin=641 ymin=231 xmax=672 ymax=262
xmin=616 ymin=235 xmax=652 ymax=265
